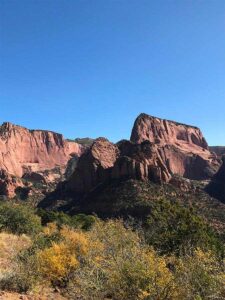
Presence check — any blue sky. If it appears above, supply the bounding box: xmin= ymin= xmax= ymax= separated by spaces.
xmin=1 ymin=0 xmax=225 ymax=145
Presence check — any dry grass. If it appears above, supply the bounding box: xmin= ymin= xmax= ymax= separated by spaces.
xmin=0 ymin=232 xmax=31 ymax=277
xmin=0 ymin=289 xmax=67 ymax=300
xmin=0 ymin=232 xmax=68 ymax=299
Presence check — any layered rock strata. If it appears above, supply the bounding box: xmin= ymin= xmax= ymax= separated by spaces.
xmin=0 ymin=122 xmax=83 ymax=177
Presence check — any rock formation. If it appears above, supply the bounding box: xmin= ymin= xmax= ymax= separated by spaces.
xmin=0 ymin=122 xmax=85 ymax=197
xmin=0 ymin=169 xmax=24 ymax=198
xmin=206 ymin=156 xmax=225 ymax=203
xmin=67 ymin=138 xmax=119 ymax=194
xmin=0 ymin=122 xmax=83 ymax=177
xmin=66 ymin=139 xmax=171 ymax=195
xmin=39 ymin=113 xmax=225 ymax=212
xmin=64 ymin=114 xmax=220 ymax=197
xmin=130 ymin=114 xmax=219 ymax=179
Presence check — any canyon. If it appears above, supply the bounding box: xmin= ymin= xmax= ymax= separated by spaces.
xmin=0 ymin=114 xmax=223 ymax=202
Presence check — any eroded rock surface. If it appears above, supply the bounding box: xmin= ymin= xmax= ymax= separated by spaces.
xmin=66 ymin=139 xmax=171 ymax=195
xmin=0 ymin=122 xmax=85 ymax=198
xmin=66 ymin=114 xmax=220 ymax=196
xmin=130 ymin=114 xmax=219 ymax=179
xmin=0 ymin=122 xmax=83 ymax=177
xmin=39 ymin=114 xmax=223 ymax=211
xmin=0 ymin=169 xmax=23 ymax=198
xmin=67 ymin=138 xmax=119 ymax=194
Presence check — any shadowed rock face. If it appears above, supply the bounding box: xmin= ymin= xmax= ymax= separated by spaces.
xmin=206 ymin=157 xmax=225 ymax=203
xmin=66 ymin=139 xmax=173 ymax=196
xmin=130 ymin=114 xmax=219 ymax=179
xmin=66 ymin=138 xmax=120 ymax=194
xmin=0 ymin=122 xmax=84 ymax=177
xmin=209 ymin=146 xmax=225 ymax=158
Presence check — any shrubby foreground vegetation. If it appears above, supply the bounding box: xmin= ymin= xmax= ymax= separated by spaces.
xmin=0 ymin=201 xmax=224 ymax=299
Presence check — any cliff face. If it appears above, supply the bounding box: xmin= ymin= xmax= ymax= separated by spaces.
xmin=39 ymin=113 xmax=223 ymax=211
xmin=0 ymin=122 xmax=83 ymax=177
xmin=206 ymin=157 xmax=225 ymax=203
xmin=47 ymin=137 xmax=172 ymax=203
xmin=67 ymin=138 xmax=119 ymax=194
xmin=130 ymin=114 xmax=219 ymax=179
xmin=64 ymin=114 xmax=220 ymax=198
xmin=130 ymin=114 xmax=208 ymax=149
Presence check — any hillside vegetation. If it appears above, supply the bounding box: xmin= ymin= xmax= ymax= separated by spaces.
xmin=0 ymin=201 xmax=224 ymax=299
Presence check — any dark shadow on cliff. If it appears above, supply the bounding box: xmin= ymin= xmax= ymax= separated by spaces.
xmin=206 ymin=156 xmax=225 ymax=204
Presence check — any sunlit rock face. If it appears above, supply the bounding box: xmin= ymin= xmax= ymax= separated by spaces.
xmin=130 ymin=114 xmax=220 ymax=180
xmin=0 ymin=122 xmax=85 ymax=198
xmin=65 ymin=114 xmax=221 ymax=197
xmin=0 ymin=122 xmax=84 ymax=177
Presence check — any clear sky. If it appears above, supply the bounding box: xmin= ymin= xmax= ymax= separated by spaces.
xmin=1 ymin=0 xmax=225 ymax=145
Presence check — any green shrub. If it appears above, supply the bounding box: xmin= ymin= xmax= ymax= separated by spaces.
xmin=37 ymin=209 xmax=72 ymax=226
xmin=174 ymin=248 xmax=225 ymax=299
xmin=37 ymin=209 xmax=96 ymax=230
xmin=0 ymin=203 xmax=42 ymax=235
xmin=70 ymin=214 xmax=97 ymax=230
xmin=144 ymin=199 xmax=224 ymax=256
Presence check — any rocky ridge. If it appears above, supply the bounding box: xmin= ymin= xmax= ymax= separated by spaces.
xmin=39 ymin=113 xmax=222 ymax=211
xmin=0 ymin=122 xmax=84 ymax=197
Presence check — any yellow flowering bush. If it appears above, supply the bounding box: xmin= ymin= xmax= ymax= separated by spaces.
xmin=37 ymin=227 xmax=89 ymax=284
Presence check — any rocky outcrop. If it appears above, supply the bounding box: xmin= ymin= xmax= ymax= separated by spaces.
xmin=113 ymin=140 xmax=171 ymax=182
xmin=131 ymin=114 xmax=208 ymax=148
xmin=39 ymin=113 xmax=225 ymax=212
xmin=67 ymin=138 xmax=119 ymax=194
xmin=64 ymin=114 xmax=220 ymax=198
xmin=0 ymin=122 xmax=84 ymax=177
xmin=0 ymin=169 xmax=23 ymax=198
xmin=130 ymin=114 xmax=219 ymax=179
xmin=66 ymin=138 xmax=172 ymax=195
xmin=206 ymin=156 xmax=225 ymax=203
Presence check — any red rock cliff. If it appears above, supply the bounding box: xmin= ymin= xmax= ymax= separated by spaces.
xmin=131 ymin=113 xmax=208 ymax=149
xmin=0 ymin=122 xmax=83 ymax=177
xmin=130 ymin=114 xmax=219 ymax=179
